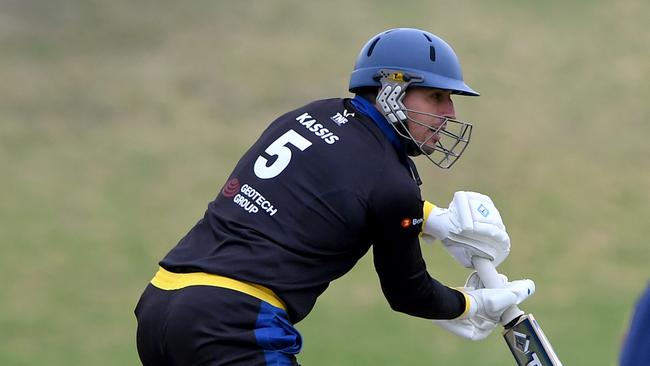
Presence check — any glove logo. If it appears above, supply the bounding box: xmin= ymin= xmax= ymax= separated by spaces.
xmin=477 ymin=204 xmax=490 ymax=218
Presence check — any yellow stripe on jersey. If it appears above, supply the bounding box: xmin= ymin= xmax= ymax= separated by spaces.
xmin=420 ymin=200 xmax=437 ymax=238
xmin=150 ymin=267 xmax=287 ymax=311
xmin=423 ymin=200 xmax=436 ymax=223
xmin=454 ymin=287 xmax=472 ymax=318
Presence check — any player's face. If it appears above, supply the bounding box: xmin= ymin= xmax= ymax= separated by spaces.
xmin=402 ymin=87 xmax=456 ymax=154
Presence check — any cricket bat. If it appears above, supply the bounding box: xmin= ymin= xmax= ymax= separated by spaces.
xmin=472 ymin=257 xmax=563 ymax=366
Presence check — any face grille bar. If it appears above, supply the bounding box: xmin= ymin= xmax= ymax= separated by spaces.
xmin=396 ymin=109 xmax=473 ymax=169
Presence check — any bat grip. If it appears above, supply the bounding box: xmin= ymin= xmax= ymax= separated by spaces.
xmin=471 ymin=256 xmax=523 ymax=326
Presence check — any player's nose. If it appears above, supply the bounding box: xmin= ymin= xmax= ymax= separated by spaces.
xmin=441 ymin=99 xmax=456 ymax=120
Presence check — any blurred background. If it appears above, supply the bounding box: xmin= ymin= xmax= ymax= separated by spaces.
xmin=1 ymin=0 xmax=648 ymax=365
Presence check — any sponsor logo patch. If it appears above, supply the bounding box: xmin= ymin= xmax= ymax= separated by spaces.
xmin=330 ymin=109 xmax=355 ymax=126
xmin=386 ymin=71 xmax=406 ymax=82
xmin=231 ymin=183 xmax=278 ymax=216
xmin=401 ymin=217 xmax=424 ymax=228
xmin=222 ymin=178 xmax=240 ymax=197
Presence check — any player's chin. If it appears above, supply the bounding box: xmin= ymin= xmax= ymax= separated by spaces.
xmin=421 ymin=145 xmax=436 ymax=155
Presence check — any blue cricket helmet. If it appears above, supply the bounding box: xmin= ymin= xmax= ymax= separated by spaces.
xmin=349 ymin=28 xmax=479 ymax=96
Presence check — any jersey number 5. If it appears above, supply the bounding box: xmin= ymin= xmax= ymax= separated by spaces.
xmin=254 ymin=129 xmax=312 ymax=179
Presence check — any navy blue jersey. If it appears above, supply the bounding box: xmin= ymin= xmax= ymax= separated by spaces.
xmin=620 ymin=283 xmax=650 ymax=366
xmin=160 ymin=97 xmax=465 ymax=322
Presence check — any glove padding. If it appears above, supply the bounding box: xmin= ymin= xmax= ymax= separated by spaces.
xmin=433 ymin=272 xmax=535 ymax=341
xmin=422 ymin=191 xmax=510 ymax=268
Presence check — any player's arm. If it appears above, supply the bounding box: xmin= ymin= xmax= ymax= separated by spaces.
xmin=369 ymin=187 xmax=534 ymax=338
xmin=369 ymin=181 xmax=466 ymax=319
xmin=371 ymin=200 xmax=532 ymax=328
xmin=421 ymin=191 xmax=511 ymax=268
xmin=372 ymin=233 xmax=467 ymax=319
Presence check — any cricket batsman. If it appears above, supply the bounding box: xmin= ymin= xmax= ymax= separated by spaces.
xmin=135 ymin=28 xmax=534 ymax=365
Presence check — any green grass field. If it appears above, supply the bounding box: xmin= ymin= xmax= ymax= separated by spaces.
xmin=1 ymin=1 xmax=648 ymax=365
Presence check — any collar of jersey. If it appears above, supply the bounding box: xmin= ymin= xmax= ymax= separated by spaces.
xmin=350 ymin=95 xmax=407 ymax=160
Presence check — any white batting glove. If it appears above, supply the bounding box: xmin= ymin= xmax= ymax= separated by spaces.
xmin=422 ymin=191 xmax=510 ymax=268
xmin=433 ymin=273 xmax=535 ymax=341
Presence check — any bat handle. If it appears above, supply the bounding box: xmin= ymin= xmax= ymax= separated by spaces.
xmin=471 ymin=256 xmax=524 ymax=326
